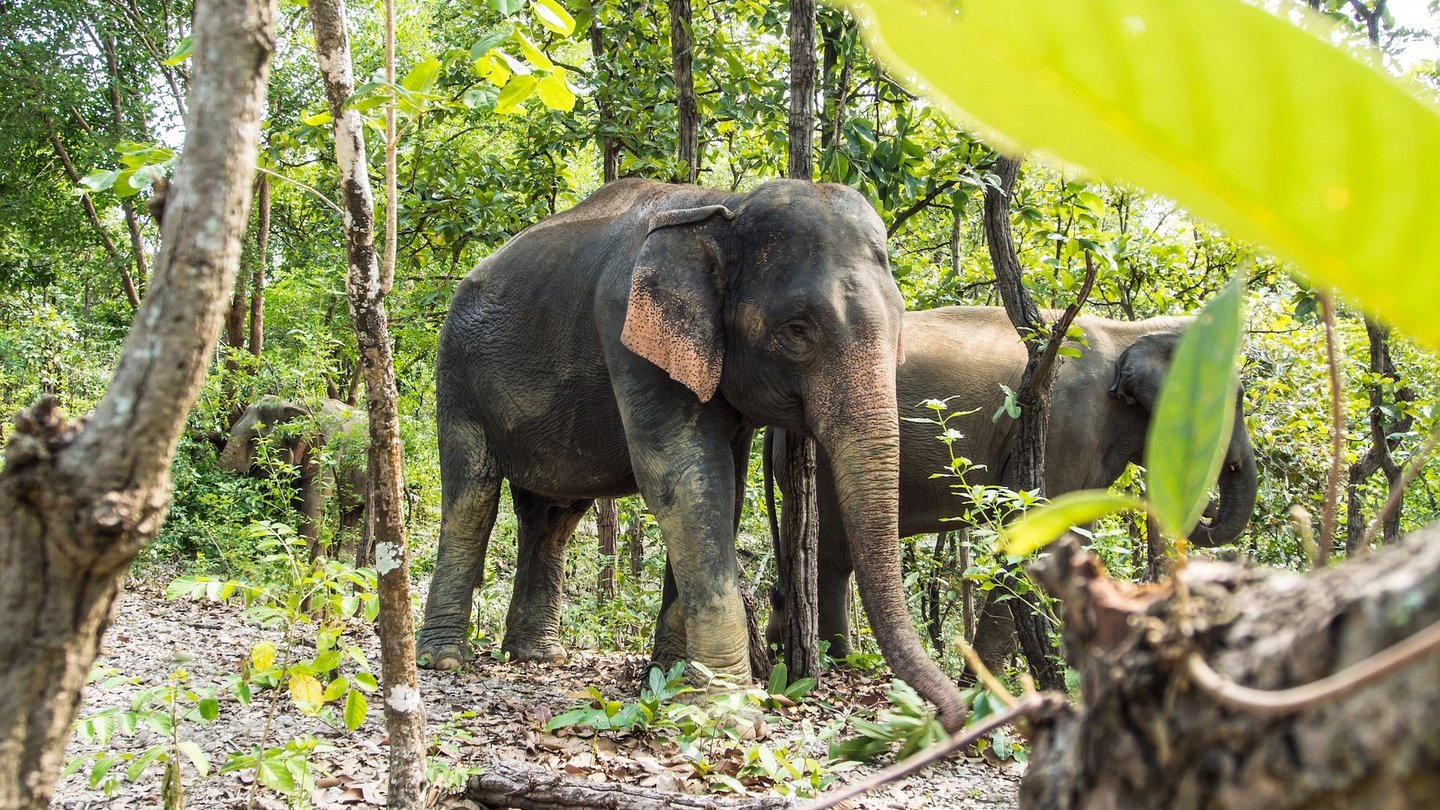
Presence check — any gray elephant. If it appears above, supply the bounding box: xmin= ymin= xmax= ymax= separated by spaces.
xmin=766 ymin=305 xmax=1259 ymax=657
xmin=218 ymin=396 xmax=368 ymax=556
xmin=418 ymin=178 xmax=968 ymax=730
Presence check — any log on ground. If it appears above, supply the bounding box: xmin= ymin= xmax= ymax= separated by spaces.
xmin=1022 ymin=531 xmax=1440 ymax=809
xmin=463 ymin=758 xmax=793 ymax=809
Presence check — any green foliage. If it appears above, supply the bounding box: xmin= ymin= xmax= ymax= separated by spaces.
xmin=1144 ymin=275 xmax=1246 ymax=541
xmin=831 ymin=680 xmax=947 ymax=762
xmin=63 ymin=662 xmax=219 ymax=807
xmin=843 ymin=0 xmax=1440 ymax=351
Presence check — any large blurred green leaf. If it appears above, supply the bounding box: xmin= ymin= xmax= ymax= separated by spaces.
xmin=1145 ymin=275 xmax=1245 ymax=541
xmin=1001 ymin=491 xmax=1145 ymax=556
xmin=837 ymin=0 xmax=1440 ymax=350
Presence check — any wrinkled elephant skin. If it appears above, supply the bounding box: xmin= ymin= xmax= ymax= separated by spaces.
xmin=766 ymin=306 xmax=1259 ymax=657
xmin=419 ymin=179 xmax=968 ymax=731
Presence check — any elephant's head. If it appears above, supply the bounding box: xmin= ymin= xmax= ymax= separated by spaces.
xmin=218 ymin=396 xmax=313 ymax=475
xmin=1109 ymin=331 xmax=1258 ymax=547
xmin=621 ymin=180 xmax=967 ymax=730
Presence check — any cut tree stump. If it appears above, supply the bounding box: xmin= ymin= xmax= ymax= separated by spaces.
xmin=462 ymin=759 xmax=792 ymax=809
xmin=1022 ymin=530 xmax=1440 ymax=810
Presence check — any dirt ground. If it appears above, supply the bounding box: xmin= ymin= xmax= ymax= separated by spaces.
xmin=52 ymin=580 xmax=1020 ymax=809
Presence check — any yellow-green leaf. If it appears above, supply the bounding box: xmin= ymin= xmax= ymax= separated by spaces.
xmin=344 ymin=688 xmax=368 ymax=730
xmin=249 ymin=641 xmax=276 ymax=672
xmin=1001 ymin=491 xmax=1145 ymax=556
xmin=495 ymin=74 xmax=538 ymax=113
xmin=536 ymin=72 xmax=576 ymax=112
xmin=288 ymin=673 xmax=324 ymax=707
xmin=512 ymin=30 xmax=554 ymax=71
xmin=530 ymin=0 xmax=576 ymax=36
xmin=322 ymin=676 xmax=349 ymax=703
xmin=1146 ymin=275 xmax=1245 ymax=541
xmin=400 ymin=57 xmax=443 ymax=94
xmin=300 ymin=110 xmax=332 ymax=127
xmin=838 ymin=0 xmax=1440 ymax=351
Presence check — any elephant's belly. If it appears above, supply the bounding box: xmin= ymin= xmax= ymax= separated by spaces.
xmin=487 ymin=404 xmax=638 ymax=500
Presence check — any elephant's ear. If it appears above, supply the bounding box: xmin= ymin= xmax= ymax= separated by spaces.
xmin=621 ymin=205 xmax=734 ymax=403
xmin=1109 ymin=330 xmax=1183 ymax=408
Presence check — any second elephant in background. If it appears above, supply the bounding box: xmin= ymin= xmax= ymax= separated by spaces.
xmin=766 ymin=305 xmax=1259 ymax=658
xmin=219 ymin=396 xmax=369 ymax=557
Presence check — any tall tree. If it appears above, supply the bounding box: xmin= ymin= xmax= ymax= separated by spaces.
xmin=0 ymin=0 xmax=276 ymax=802
xmin=981 ymin=154 xmax=1095 ymax=692
xmin=589 ymin=0 xmax=620 ymax=183
xmin=668 ymin=0 xmax=698 ymax=183
xmin=779 ymin=0 xmax=821 ymax=684
xmin=307 ymin=0 xmax=427 ymax=802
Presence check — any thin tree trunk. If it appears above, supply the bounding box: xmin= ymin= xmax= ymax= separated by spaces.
xmin=596 ymin=498 xmax=618 ymax=604
xmin=1346 ymin=320 xmax=1413 ymax=552
xmin=629 ymin=504 xmax=644 ymax=577
xmin=668 ymin=0 xmax=698 ymax=183
xmin=249 ymin=174 xmax=268 ymax=356
xmin=981 ymin=154 xmax=1095 ymax=692
xmin=42 ymin=125 xmax=142 ymax=310
xmin=589 ymin=3 xmax=620 ymax=183
xmin=777 ymin=0 xmax=820 ymax=685
xmin=787 ymin=0 xmax=816 ymax=181
xmin=0 ymin=0 xmax=274 ymax=802
xmin=307 ymin=0 xmax=426 ymax=803
xmin=102 ymin=33 xmax=153 ymax=297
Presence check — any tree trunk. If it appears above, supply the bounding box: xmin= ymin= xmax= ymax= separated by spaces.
xmin=249 ymin=174 xmax=268 ymax=356
xmin=0 ymin=0 xmax=275 ymax=803
xmin=1024 ymin=529 xmax=1440 ymax=809
xmin=42 ymin=123 xmax=142 ymax=310
xmin=1345 ymin=320 xmax=1412 ymax=553
xmin=776 ymin=0 xmax=820 ymax=685
xmin=307 ymin=0 xmax=427 ymax=804
xmin=596 ymin=498 xmax=619 ymax=605
xmin=629 ymin=503 xmax=644 ymax=577
xmin=779 ymin=432 xmax=820 ymax=681
xmin=980 ymin=154 xmax=1087 ymax=692
xmin=668 ymin=0 xmax=698 ymax=183
xmin=787 ymin=0 xmax=817 ymax=181
xmin=589 ymin=3 xmax=620 ymax=183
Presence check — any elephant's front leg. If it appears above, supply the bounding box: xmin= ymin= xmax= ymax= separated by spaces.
xmin=626 ymin=408 xmax=751 ymax=682
xmin=503 ymin=490 xmax=591 ymax=663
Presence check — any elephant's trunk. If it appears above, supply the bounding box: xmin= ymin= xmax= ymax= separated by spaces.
xmin=1188 ymin=400 xmax=1258 ymax=548
xmin=820 ymin=404 xmax=969 ymax=733
xmin=217 ymin=438 xmax=249 ymax=474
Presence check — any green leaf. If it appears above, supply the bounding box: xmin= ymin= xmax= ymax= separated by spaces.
xmin=77 ymin=169 xmax=120 ymax=194
xmin=198 ymin=698 xmax=219 ymax=722
xmin=300 ymin=110 xmax=332 ymax=127
xmin=127 ymin=745 xmax=166 ymax=782
xmin=322 ymin=676 xmax=349 ymax=702
xmin=838 ymin=0 xmax=1440 ymax=352
xmin=469 ymin=31 xmax=511 ymax=61
xmin=512 ymin=31 xmax=554 ymax=71
xmin=495 ymin=74 xmax=538 ymax=114
xmin=344 ymin=688 xmax=367 ymax=731
xmin=257 ymin=757 xmax=295 ymax=794
xmin=530 ymin=0 xmax=576 ymax=35
xmin=400 ymin=57 xmax=443 ymax=94
xmin=536 ymin=72 xmax=576 ymax=112
xmin=162 ymin=34 xmax=193 ymax=66
xmin=177 ymin=741 xmax=210 ymax=779
xmin=1146 ymin=275 xmax=1246 ymax=541
xmin=489 ymin=0 xmax=526 ymax=16
xmin=1001 ymin=491 xmax=1145 ymax=556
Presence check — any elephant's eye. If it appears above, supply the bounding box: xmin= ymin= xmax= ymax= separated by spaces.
xmin=776 ymin=319 xmax=815 ymax=358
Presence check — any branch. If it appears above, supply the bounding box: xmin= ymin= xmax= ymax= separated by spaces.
xmin=886 ymin=179 xmax=958 ymax=237
xmin=800 ymin=693 xmax=1066 ymax=810
xmin=1186 ymin=614 xmax=1440 ymax=717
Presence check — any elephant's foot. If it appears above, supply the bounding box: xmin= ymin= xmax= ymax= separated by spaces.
xmin=501 ymin=637 xmax=568 ymax=665
xmin=416 ymin=633 xmax=471 ymax=671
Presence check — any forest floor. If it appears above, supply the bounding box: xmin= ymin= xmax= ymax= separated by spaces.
xmin=52 ymin=579 xmax=1020 ymax=809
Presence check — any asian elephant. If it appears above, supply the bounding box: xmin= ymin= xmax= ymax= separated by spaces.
xmin=417 ymin=178 xmax=968 ymax=731
xmin=218 ymin=396 xmax=368 ymax=555
xmin=766 ymin=306 xmax=1259 ymax=657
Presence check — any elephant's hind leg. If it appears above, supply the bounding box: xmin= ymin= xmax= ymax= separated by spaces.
xmin=419 ymin=416 xmax=501 ymax=671
xmin=502 ymin=489 xmax=592 ymax=664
